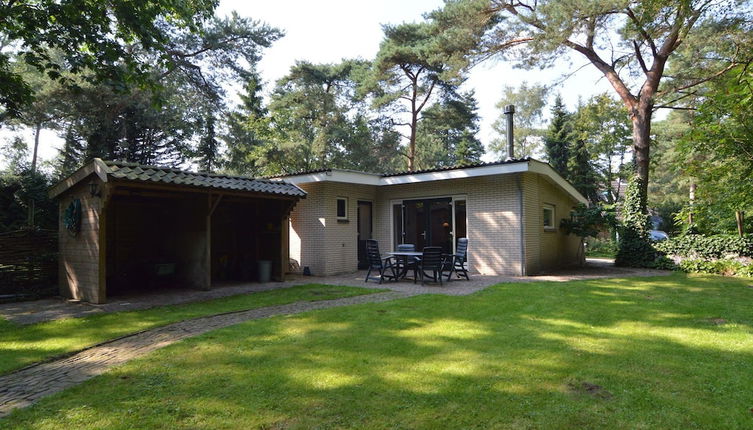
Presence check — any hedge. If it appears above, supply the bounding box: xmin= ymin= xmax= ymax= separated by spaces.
xmin=654 ymin=234 xmax=753 ymax=259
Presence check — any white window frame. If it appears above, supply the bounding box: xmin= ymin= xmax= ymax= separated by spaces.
xmin=336 ymin=197 xmax=348 ymax=220
xmin=543 ymin=203 xmax=556 ymax=231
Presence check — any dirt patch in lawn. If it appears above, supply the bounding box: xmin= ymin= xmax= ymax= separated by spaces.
xmin=707 ymin=318 xmax=727 ymax=325
xmin=568 ymin=381 xmax=613 ymax=400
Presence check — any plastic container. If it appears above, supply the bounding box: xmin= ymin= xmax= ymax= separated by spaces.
xmin=257 ymin=260 xmax=272 ymax=283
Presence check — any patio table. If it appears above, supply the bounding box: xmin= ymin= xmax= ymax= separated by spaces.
xmin=387 ymin=251 xmax=423 ymax=281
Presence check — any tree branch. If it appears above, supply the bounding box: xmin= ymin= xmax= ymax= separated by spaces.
xmin=658 ymin=63 xmax=738 ymax=96
xmin=625 ymin=7 xmax=658 ymax=57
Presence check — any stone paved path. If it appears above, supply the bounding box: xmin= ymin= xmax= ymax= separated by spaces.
xmin=0 ymin=291 xmax=413 ymax=418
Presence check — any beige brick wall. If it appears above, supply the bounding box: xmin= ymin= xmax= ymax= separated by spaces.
xmin=373 ymin=175 xmax=523 ymax=276
xmin=288 ymin=172 xmax=582 ymax=277
xmin=289 ymin=182 xmax=377 ymax=275
xmin=523 ymin=172 xmax=582 ymax=273
xmin=58 ymin=177 xmax=105 ymax=303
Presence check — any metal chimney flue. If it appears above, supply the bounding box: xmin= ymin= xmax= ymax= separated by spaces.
xmin=503 ymin=104 xmax=515 ymax=160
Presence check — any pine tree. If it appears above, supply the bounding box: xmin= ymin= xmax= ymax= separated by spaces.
xmin=197 ymin=113 xmax=219 ymax=173
xmin=567 ymin=139 xmax=600 ymax=203
xmin=544 ymin=95 xmax=571 ymax=175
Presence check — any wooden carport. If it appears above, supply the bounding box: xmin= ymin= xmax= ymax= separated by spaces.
xmin=49 ymin=159 xmax=305 ymax=304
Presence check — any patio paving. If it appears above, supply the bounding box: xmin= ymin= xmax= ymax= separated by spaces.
xmin=0 ymin=258 xmax=668 ymax=325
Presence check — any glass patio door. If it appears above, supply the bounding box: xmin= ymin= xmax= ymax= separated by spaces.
xmin=401 ymin=197 xmax=453 ymax=253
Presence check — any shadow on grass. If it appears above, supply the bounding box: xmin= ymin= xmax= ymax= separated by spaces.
xmin=4 ymin=274 xmax=753 ymax=429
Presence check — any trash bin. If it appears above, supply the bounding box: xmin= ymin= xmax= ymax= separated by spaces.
xmin=257 ymin=260 xmax=272 ymax=283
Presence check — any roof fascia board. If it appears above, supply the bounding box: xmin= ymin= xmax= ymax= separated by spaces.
xmin=281 ymin=171 xmax=381 ymax=186
xmin=528 ymin=160 xmax=588 ymax=204
xmin=379 ymin=163 xmax=529 ymax=185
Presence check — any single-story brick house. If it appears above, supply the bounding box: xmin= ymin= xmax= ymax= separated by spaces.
xmin=50 ymin=159 xmax=305 ymax=304
xmin=273 ymin=158 xmax=587 ymax=277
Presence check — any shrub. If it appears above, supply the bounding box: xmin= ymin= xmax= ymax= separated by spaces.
xmin=655 ymin=234 xmax=753 ymax=259
xmin=677 ymin=258 xmax=753 ymax=277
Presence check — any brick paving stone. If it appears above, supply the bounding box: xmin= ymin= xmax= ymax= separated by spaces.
xmin=0 ymin=291 xmax=412 ymax=418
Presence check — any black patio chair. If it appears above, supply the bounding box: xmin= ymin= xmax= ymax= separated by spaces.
xmin=365 ymin=239 xmax=398 ymax=284
xmin=415 ymin=246 xmax=446 ymax=285
xmin=445 ymin=238 xmax=470 ymax=281
xmin=396 ymin=243 xmax=418 ymax=280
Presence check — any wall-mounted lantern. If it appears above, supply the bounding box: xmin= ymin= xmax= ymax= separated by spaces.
xmin=89 ymin=180 xmax=101 ymax=197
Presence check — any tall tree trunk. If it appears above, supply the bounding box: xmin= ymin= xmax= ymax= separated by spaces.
xmin=27 ymin=122 xmax=42 ymax=227
xmin=408 ymin=111 xmax=418 ymax=171
xmin=630 ymin=99 xmax=652 ymax=208
xmin=736 ymin=211 xmax=745 ymax=237
xmin=31 ymin=122 xmax=41 ymax=173
xmin=688 ymin=182 xmax=697 ymax=225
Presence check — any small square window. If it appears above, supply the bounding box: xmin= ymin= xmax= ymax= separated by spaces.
xmin=543 ymin=204 xmax=556 ymax=231
xmin=336 ymin=197 xmax=348 ymax=220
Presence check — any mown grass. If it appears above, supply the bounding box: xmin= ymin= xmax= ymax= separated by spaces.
xmin=4 ymin=273 xmax=753 ymax=429
xmin=0 ymin=284 xmax=382 ymax=375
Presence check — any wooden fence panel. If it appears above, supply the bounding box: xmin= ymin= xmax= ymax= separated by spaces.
xmin=0 ymin=229 xmax=58 ymax=297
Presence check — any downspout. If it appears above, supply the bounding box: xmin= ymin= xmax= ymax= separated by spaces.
xmin=517 ymin=174 xmax=526 ymax=276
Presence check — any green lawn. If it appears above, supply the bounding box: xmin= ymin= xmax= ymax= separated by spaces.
xmin=0 ymin=284 xmax=382 ymax=375
xmin=4 ymin=274 xmax=753 ymax=429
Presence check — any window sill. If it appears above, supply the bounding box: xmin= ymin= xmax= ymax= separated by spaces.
xmin=337 ymin=219 xmax=350 ymax=224
xmin=543 ymin=227 xmax=557 ymax=232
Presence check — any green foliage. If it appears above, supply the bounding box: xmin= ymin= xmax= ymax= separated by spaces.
xmin=585 ymin=238 xmax=618 ymax=258
xmin=677 ymin=66 xmax=753 ymax=234
xmin=544 ymin=95 xmax=570 ymax=174
xmin=655 ymin=234 xmax=753 ymax=260
xmin=254 ymin=60 xmax=402 ymax=175
xmin=573 ymin=93 xmax=632 ymax=204
xmin=369 ymin=19 xmax=478 ymax=170
xmin=196 ymin=113 xmax=219 ymax=173
xmin=415 ymin=91 xmax=484 ymax=169
xmin=616 ymin=175 xmax=657 ymax=267
xmin=561 ymin=203 xmax=615 ymax=240
xmin=491 ymin=82 xmax=547 ymax=159
xmin=566 ymin=139 xmax=600 ymax=204
xmin=0 ymin=0 xmax=219 ymax=119
xmin=677 ymin=259 xmax=753 ymax=278
xmin=0 ymin=168 xmax=57 ymax=232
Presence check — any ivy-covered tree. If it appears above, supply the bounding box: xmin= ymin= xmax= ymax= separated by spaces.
xmin=615 ymin=175 xmax=656 ymax=267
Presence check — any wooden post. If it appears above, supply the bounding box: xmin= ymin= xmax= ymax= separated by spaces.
xmin=279 ymin=201 xmax=288 ymax=281
xmin=97 ymin=182 xmax=110 ymax=303
xmin=736 ymin=211 xmax=745 ymax=237
xmin=205 ymin=193 xmax=223 ymax=289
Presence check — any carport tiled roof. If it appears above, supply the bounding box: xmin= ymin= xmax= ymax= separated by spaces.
xmin=49 ymin=159 xmax=306 ymax=199
xmin=103 ymin=160 xmax=306 ymax=197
